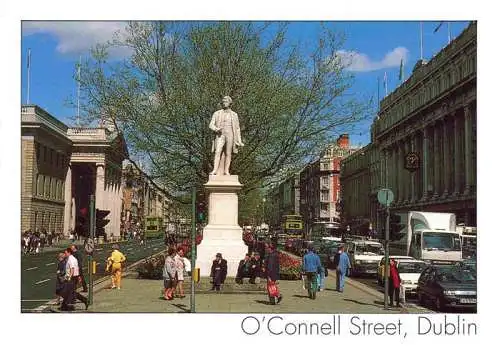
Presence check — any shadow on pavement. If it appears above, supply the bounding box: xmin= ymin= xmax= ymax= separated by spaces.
xmin=254 ymin=300 xmax=275 ymax=306
xmin=171 ymin=303 xmax=190 ymax=313
xmin=344 ymin=299 xmax=382 ymax=308
xmin=292 ymin=294 xmax=310 ymax=299
xmin=324 ymin=288 xmax=339 ymax=292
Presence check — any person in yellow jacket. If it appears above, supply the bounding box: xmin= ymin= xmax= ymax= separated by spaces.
xmin=106 ymin=244 xmax=126 ymax=289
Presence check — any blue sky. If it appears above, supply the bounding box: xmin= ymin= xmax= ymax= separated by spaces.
xmin=21 ymin=21 xmax=470 ymax=147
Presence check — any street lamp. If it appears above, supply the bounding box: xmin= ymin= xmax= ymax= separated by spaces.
xmin=262 ymin=198 xmax=266 ymax=224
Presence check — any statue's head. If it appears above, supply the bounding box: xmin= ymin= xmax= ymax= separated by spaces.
xmin=221 ymin=96 xmax=232 ymax=108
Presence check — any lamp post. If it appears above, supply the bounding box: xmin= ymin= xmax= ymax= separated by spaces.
xmin=262 ymin=198 xmax=266 ymax=224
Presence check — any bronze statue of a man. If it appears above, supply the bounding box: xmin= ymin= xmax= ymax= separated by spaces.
xmin=209 ymin=96 xmax=244 ymax=175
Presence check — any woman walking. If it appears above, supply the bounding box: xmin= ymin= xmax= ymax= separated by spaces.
xmin=388 ymin=258 xmax=402 ymax=307
xmin=163 ymin=247 xmax=177 ymax=300
xmin=174 ymin=247 xmax=186 ymax=298
xmin=106 ymin=244 xmax=126 ymax=290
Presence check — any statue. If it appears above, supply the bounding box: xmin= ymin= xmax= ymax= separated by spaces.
xmin=209 ymin=96 xmax=244 ymax=175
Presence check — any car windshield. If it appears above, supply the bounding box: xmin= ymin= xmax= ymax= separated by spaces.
xmin=437 ymin=266 xmax=476 ymax=283
xmin=355 ymin=244 xmax=384 ymax=255
xmin=398 ymin=262 xmax=426 ymax=273
xmin=422 ymin=232 xmax=461 ymax=251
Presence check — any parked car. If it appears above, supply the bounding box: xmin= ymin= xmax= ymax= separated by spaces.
xmin=345 ymin=240 xmax=384 ymax=277
xmin=416 ymin=263 xmax=477 ymax=311
xmin=394 ymin=259 xmax=427 ymax=295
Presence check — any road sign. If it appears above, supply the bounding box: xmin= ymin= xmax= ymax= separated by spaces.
xmin=377 ymin=188 xmax=394 ymax=207
xmin=84 ymin=238 xmax=95 ymax=254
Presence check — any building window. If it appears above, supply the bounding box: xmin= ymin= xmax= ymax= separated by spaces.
xmin=44 ymin=176 xmax=50 ymax=197
xmin=51 ymin=178 xmax=56 ymax=199
xmin=37 ymin=174 xmax=44 ymax=196
xmin=321 ymin=191 xmax=329 ymax=202
xmin=35 ymin=142 xmax=40 ymax=161
xmin=321 ymin=176 xmax=329 ymax=187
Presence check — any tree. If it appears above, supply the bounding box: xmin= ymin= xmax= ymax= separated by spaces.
xmin=77 ymin=21 xmax=371 ymax=203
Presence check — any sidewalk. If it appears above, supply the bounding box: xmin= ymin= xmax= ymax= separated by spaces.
xmin=54 ymin=271 xmax=434 ymax=314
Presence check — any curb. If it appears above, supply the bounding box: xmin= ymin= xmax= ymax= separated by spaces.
xmin=31 ymin=248 xmax=167 ymax=313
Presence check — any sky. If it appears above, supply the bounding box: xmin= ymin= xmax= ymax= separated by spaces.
xmin=20 ymin=20 xmax=470 ymax=148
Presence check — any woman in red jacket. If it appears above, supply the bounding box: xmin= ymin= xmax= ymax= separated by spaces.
xmin=388 ymin=258 xmax=402 ymax=307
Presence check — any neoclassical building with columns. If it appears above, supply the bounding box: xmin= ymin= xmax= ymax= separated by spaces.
xmin=341 ymin=21 xmax=476 ymax=232
xmin=21 ymin=105 xmax=128 ymax=239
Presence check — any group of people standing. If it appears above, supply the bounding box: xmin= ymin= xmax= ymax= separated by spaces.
xmin=22 ymin=229 xmax=60 ymax=254
xmin=163 ymin=246 xmax=191 ymax=300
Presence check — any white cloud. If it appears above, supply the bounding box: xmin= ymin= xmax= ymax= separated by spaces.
xmin=335 ymin=46 xmax=409 ymax=72
xmin=22 ymin=21 xmax=133 ymax=59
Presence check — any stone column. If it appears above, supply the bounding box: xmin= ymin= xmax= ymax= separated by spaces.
xmin=432 ymin=122 xmax=440 ymax=199
xmin=464 ymin=104 xmax=472 ymax=195
xmin=404 ymin=138 xmax=411 ymax=203
xmin=410 ymin=134 xmax=416 ymax=202
xmin=453 ymin=112 xmax=461 ymax=196
xmin=421 ymin=126 xmax=429 ymax=201
xmin=95 ymin=164 xmax=105 ymax=210
xmin=398 ymin=141 xmax=404 ymax=204
xmin=442 ymin=117 xmax=450 ymax=197
xmin=63 ymin=165 xmax=72 ymax=235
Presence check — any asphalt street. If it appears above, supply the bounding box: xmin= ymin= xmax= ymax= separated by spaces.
xmin=21 ymin=238 xmax=166 ymax=311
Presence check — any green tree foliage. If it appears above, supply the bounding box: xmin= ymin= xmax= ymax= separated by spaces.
xmin=77 ymin=21 xmax=371 ymax=204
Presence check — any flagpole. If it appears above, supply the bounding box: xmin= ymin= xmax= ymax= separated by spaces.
xmin=77 ymin=55 xmax=81 ymax=127
xmin=420 ymin=22 xmax=423 ymax=60
xmin=447 ymin=22 xmax=451 ymax=44
xmin=377 ymin=77 xmax=380 ymax=111
xmin=27 ymin=48 xmax=31 ymax=104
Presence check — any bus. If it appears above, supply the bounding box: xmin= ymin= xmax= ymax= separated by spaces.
xmin=144 ymin=216 xmax=164 ymax=239
xmin=281 ymin=214 xmax=304 ymax=239
xmin=309 ymin=221 xmax=342 ymax=241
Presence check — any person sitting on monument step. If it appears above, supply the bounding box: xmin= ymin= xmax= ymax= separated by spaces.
xmin=249 ymin=252 xmax=263 ymax=284
xmin=235 ymin=253 xmax=252 ymax=284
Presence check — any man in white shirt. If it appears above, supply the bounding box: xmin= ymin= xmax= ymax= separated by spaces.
xmin=62 ymin=247 xmax=88 ymax=311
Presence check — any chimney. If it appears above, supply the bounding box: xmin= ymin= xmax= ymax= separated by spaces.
xmin=337 ymin=134 xmax=349 ymax=149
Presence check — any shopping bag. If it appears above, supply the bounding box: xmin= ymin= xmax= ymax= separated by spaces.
xmin=267 ymin=280 xmax=279 ymax=297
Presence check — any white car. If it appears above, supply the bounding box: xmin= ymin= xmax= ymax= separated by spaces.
xmin=396 ymin=259 xmax=427 ymax=294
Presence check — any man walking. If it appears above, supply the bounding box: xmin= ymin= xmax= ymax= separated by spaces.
xmin=62 ymin=247 xmax=88 ymax=310
xmin=302 ymin=245 xmax=322 ymax=299
xmin=71 ymin=245 xmax=87 ymax=292
xmin=334 ymin=245 xmax=351 ymax=292
xmin=264 ymin=244 xmax=282 ymax=303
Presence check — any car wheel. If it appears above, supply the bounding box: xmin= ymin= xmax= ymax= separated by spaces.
xmin=418 ymin=292 xmax=425 ymax=306
xmin=435 ymin=296 xmax=444 ymax=312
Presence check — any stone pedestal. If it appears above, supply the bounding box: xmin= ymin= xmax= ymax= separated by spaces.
xmin=196 ymin=175 xmax=247 ymax=277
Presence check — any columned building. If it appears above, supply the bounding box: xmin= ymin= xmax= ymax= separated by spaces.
xmin=21 ymin=105 xmax=128 ymax=240
xmin=339 ymin=21 xmax=476 ymax=232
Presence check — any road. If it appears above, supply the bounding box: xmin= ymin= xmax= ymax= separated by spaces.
xmin=352 ymin=274 xmax=476 ymax=313
xmin=21 ymin=238 xmax=166 ymax=311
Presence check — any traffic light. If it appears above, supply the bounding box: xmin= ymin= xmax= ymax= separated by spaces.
xmin=75 ymin=207 xmax=89 ymax=237
xmin=389 ymin=213 xmax=403 ymax=240
xmin=95 ymin=209 xmax=110 ymax=237
xmin=196 ymin=200 xmax=207 ymax=224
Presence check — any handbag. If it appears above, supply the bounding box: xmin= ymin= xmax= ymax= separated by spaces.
xmin=267 ymin=280 xmax=279 ymax=297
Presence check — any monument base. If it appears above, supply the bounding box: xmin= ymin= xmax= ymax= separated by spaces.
xmin=196 ymin=224 xmax=248 ymax=277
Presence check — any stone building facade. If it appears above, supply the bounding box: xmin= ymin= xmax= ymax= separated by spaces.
xmin=340 ymin=21 xmax=477 ymax=232
xmin=21 ymin=105 xmax=128 ymax=240
xmin=268 ymin=134 xmax=356 ymax=234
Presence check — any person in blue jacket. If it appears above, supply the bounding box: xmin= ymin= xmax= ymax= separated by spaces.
xmin=302 ymin=244 xmax=322 ymax=299
xmin=335 ymin=245 xmax=351 ymax=292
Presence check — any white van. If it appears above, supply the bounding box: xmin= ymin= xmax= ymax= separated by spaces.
xmin=345 ymin=240 xmax=385 ymax=277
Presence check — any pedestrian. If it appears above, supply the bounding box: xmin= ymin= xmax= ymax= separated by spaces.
xmin=174 ymin=247 xmax=186 ymax=298
xmin=263 ymin=244 xmax=282 ymax=304
xmin=302 ymin=245 xmax=322 ymax=299
xmin=106 ymin=244 xmax=126 ymax=290
xmin=55 ymin=252 xmax=67 ymax=305
xmin=62 ymin=247 xmax=88 ymax=310
xmin=71 ymin=245 xmax=88 ymax=292
xmin=210 ymin=253 xmax=227 ymax=291
xmin=235 ymin=253 xmax=252 ymax=284
xmin=334 ymin=245 xmax=351 ymax=292
xmin=163 ymin=247 xmax=177 ymax=300
xmin=388 ymin=258 xmax=402 ymax=307
xmin=249 ymin=252 xmax=263 ymax=284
